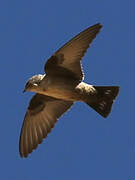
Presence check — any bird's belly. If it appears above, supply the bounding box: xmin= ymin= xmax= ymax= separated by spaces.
xmin=40 ymin=77 xmax=80 ymax=101
xmin=44 ymin=87 xmax=78 ymax=101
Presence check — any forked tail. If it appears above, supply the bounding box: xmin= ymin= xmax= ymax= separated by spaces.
xmin=86 ymin=86 xmax=120 ymax=118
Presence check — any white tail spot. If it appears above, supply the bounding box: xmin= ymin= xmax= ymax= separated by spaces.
xmin=105 ymin=90 xmax=111 ymax=95
xmin=99 ymin=101 xmax=106 ymax=110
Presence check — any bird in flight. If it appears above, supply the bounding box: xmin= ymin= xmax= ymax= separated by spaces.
xmin=19 ymin=23 xmax=119 ymax=158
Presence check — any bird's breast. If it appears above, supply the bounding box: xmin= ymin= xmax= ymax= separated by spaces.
xmin=39 ymin=76 xmax=80 ymax=101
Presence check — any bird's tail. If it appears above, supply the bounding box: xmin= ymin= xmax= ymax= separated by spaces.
xmin=86 ymin=86 xmax=120 ymax=118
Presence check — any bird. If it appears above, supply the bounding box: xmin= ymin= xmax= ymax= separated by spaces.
xmin=19 ymin=23 xmax=120 ymax=158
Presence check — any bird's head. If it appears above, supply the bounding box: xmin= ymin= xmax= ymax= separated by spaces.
xmin=23 ymin=74 xmax=45 ymax=93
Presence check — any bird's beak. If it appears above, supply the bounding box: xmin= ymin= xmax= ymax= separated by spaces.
xmin=23 ymin=89 xmax=26 ymax=93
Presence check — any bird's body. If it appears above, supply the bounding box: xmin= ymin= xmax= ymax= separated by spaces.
xmin=20 ymin=23 xmax=120 ymax=158
xmin=30 ymin=74 xmax=95 ymax=102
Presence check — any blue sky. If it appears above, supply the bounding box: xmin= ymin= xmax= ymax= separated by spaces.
xmin=1 ymin=0 xmax=135 ymax=179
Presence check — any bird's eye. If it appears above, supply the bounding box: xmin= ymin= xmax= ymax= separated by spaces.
xmin=33 ymin=83 xmax=38 ymax=86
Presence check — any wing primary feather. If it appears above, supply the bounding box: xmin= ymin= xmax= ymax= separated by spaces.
xmin=35 ymin=119 xmax=43 ymax=144
xmin=20 ymin=95 xmax=73 ymax=157
xmin=40 ymin=117 xmax=48 ymax=138
xmin=23 ymin=121 xmax=29 ymax=157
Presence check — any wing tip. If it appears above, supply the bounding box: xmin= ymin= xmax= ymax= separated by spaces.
xmin=90 ymin=22 xmax=103 ymax=30
xmin=94 ymin=22 xmax=102 ymax=26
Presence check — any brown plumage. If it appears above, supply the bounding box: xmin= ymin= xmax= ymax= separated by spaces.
xmin=20 ymin=23 xmax=119 ymax=158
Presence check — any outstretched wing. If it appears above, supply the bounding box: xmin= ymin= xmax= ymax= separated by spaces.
xmin=19 ymin=94 xmax=73 ymax=158
xmin=45 ymin=23 xmax=102 ymax=81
